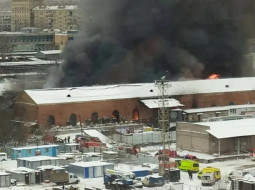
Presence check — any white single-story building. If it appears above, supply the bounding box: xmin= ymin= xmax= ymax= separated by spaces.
xmin=6 ymin=167 xmax=41 ymax=185
xmin=176 ymin=118 xmax=255 ymax=155
xmin=68 ymin=161 xmax=114 ymax=178
xmin=17 ymin=156 xmax=63 ymax=170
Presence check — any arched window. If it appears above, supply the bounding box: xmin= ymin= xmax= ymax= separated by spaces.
xmin=112 ymin=110 xmax=120 ymax=122
xmin=47 ymin=115 xmax=55 ymax=126
xmin=91 ymin=112 xmax=98 ymax=123
xmin=69 ymin=113 xmax=77 ymax=126
xmin=133 ymin=109 xmax=139 ymax=121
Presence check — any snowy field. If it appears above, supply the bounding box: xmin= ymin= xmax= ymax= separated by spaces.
xmin=1 ymin=153 xmax=255 ymax=190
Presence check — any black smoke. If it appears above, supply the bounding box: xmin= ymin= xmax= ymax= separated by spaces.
xmin=47 ymin=0 xmax=254 ymax=87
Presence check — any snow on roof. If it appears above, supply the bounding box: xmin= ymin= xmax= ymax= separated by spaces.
xmin=12 ymin=144 xmax=59 ymax=150
xmin=196 ymin=118 xmax=255 ymax=139
xmin=0 ymin=57 xmax=59 ymax=66
xmin=83 ymin=152 xmax=102 ymax=156
xmin=84 ymin=129 xmax=112 ymax=148
xmin=65 ymin=143 xmax=80 ymax=146
xmin=33 ymin=5 xmax=77 ymax=10
xmin=8 ymin=167 xmax=36 ymax=173
xmin=37 ymin=50 xmax=62 ymax=55
xmin=0 ymin=72 xmax=47 ymax=77
xmin=146 ymin=175 xmax=163 ymax=178
xmin=37 ymin=165 xmax=64 ymax=170
xmin=0 ymin=172 xmax=10 ymax=176
xmin=141 ymin=98 xmax=184 ymax=108
xmin=24 ymin=77 xmax=255 ymax=105
xmin=8 ymin=52 xmax=37 ymax=55
xmin=69 ymin=161 xmax=113 ymax=167
xmin=17 ymin=156 xmax=61 ymax=161
xmin=184 ymin=104 xmax=255 ymax=113
xmin=103 ymin=151 xmax=118 ymax=154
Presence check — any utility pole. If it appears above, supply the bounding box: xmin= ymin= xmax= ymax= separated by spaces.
xmin=78 ymin=115 xmax=83 ymax=135
xmin=155 ymin=76 xmax=170 ymax=177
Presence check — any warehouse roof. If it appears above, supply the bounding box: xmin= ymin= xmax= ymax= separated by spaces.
xmin=196 ymin=118 xmax=255 ymax=139
xmin=23 ymin=77 xmax=255 ymax=105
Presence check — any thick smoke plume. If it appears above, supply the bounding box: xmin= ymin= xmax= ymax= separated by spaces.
xmin=47 ymin=0 xmax=254 ymax=87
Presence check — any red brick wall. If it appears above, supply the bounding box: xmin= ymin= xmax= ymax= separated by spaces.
xmin=14 ymin=90 xmax=255 ymax=126
xmin=37 ymin=98 xmax=153 ymax=126
xmin=177 ymin=91 xmax=255 ymax=109
xmin=13 ymin=103 xmax=38 ymax=122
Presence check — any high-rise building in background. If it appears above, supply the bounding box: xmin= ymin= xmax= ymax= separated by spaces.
xmin=0 ymin=11 xmax=11 ymax=31
xmin=33 ymin=5 xmax=78 ymax=32
xmin=11 ymin=0 xmax=44 ymax=31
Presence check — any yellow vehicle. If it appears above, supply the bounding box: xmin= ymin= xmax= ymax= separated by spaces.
xmin=197 ymin=166 xmax=221 ymax=180
xmin=178 ymin=159 xmax=199 ymax=172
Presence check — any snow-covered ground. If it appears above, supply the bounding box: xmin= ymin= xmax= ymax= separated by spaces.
xmin=1 ymin=152 xmax=255 ymax=189
xmin=2 ymin=130 xmax=254 ymax=189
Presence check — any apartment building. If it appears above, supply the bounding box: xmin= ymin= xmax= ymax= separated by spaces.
xmin=0 ymin=11 xmax=11 ymax=32
xmin=33 ymin=5 xmax=78 ymax=32
xmin=11 ymin=0 xmax=44 ymax=31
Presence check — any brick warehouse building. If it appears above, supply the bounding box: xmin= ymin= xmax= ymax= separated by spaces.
xmin=13 ymin=77 xmax=255 ymax=127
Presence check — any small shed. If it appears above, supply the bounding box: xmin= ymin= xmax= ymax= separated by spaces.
xmin=102 ymin=151 xmax=119 ymax=160
xmin=12 ymin=144 xmax=60 ymax=160
xmin=6 ymin=167 xmax=41 ymax=185
xmin=0 ymin=172 xmax=11 ymax=187
xmin=64 ymin=143 xmax=80 ymax=153
xmin=68 ymin=161 xmax=114 ymax=178
xmin=17 ymin=156 xmax=63 ymax=170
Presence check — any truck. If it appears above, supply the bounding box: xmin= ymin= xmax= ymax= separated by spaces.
xmin=50 ymin=171 xmax=80 ymax=185
xmin=142 ymin=175 xmax=164 ymax=187
xmin=103 ymin=169 xmax=143 ymax=190
xmin=201 ymin=172 xmax=215 ymax=186
xmin=197 ymin=166 xmax=221 ymax=180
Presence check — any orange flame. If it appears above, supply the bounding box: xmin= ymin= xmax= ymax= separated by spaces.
xmin=208 ymin=74 xmax=220 ymax=79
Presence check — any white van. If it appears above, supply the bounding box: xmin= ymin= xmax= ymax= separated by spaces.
xmin=0 ymin=153 xmax=7 ymax=161
xmin=201 ymin=173 xmax=215 ymax=186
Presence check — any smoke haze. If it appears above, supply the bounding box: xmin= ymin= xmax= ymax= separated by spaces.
xmin=47 ymin=0 xmax=253 ymax=87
